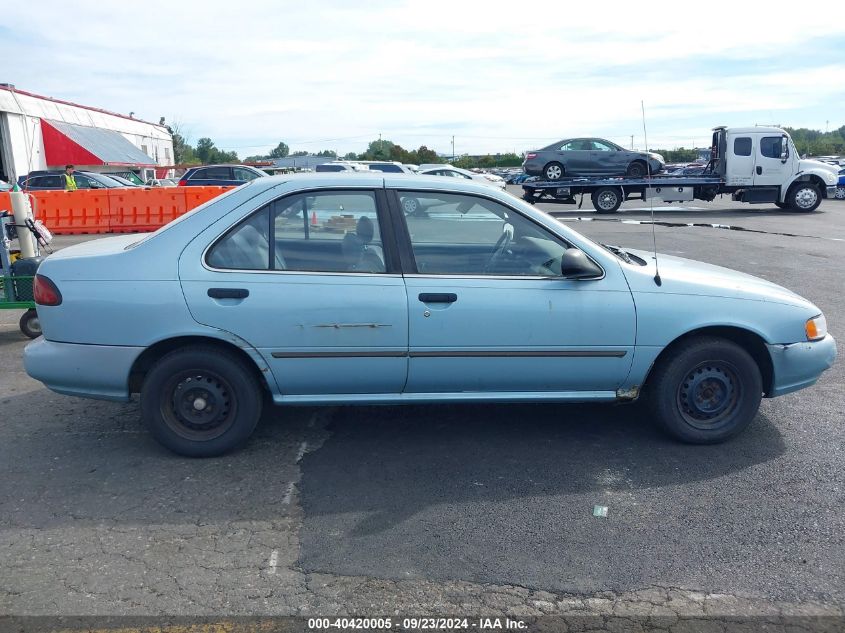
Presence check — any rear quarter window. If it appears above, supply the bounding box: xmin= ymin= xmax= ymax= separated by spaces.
xmin=733 ymin=137 xmax=752 ymax=156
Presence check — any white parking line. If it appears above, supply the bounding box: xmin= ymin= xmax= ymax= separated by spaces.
xmin=268 ymin=550 xmax=278 ymax=574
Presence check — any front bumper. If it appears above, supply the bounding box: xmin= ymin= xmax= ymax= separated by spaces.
xmin=766 ymin=334 xmax=837 ymax=397
xmin=826 ymin=185 xmax=837 ymax=198
xmin=24 ymin=338 xmax=143 ymax=402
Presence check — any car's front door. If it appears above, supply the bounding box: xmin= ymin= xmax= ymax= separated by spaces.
xmin=391 ymin=189 xmax=636 ymax=394
xmin=590 ymin=140 xmax=627 ymax=175
xmin=555 ymin=141 xmax=594 ymax=176
xmin=180 ymin=188 xmax=409 ymax=396
xmin=754 ymin=135 xmax=793 ymax=187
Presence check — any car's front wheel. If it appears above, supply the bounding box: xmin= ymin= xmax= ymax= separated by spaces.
xmin=626 ymin=161 xmax=648 ymax=178
xmin=141 ymin=346 xmax=263 ymax=457
xmin=786 ymin=183 xmax=821 ymax=212
xmin=648 ymin=337 xmax=762 ymax=444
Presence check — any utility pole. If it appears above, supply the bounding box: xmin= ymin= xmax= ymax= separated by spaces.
xmin=451 ymin=135 xmax=455 ymax=162
xmin=630 ymin=135 xmax=634 ymax=150
xmin=378 ymin=133 xmax=382 ymax=157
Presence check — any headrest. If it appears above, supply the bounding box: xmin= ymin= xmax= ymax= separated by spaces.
xmin=356 ymin=216 xmax=374 ymax=243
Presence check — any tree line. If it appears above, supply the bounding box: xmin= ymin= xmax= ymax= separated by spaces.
xmin=167 ymin=125 xmax=845 ymax=168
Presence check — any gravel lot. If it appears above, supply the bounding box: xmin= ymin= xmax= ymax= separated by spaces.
xmin=1 ymin=189 xmax=843 ymax=625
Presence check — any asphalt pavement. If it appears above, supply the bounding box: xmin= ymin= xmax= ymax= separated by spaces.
xmin=1 ymin=191 xmax=843 ymax=621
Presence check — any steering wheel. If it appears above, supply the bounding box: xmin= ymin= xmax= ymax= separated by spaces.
xmin=484 ymin=230 xmax=513 ymax=273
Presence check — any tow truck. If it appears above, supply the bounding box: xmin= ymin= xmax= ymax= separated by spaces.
xmin=521 ymin=126 xmax=839 ymax=213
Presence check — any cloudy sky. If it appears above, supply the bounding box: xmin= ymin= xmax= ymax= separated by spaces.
xmin=2 ymin=0 xmax=844 ymax=157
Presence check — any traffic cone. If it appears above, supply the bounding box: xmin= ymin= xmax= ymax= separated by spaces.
xmin=310 ymin=211 xmax=318 ymax=226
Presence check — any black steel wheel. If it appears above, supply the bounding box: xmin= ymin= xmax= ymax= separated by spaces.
xmin=626 ymin=161 xmax=647 ymax=178
xmin=141 ymin=346 xmax=262 ymax=457
xmin=19 ymin=309 xmax=42 ymax=339
xmin=648 ymin=336 xmax=762 ymax=444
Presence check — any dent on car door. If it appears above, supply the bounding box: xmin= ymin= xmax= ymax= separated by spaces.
xmin=179 ymin=188 xmax=409 ymax=396
xmin=392 ymin=190 xmax=636 ymax=394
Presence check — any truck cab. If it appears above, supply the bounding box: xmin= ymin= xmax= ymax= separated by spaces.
xmin=712 ymin=126 xmax=838 ymax=211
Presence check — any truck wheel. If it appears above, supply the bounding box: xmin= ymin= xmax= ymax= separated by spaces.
xmin=543 ymin=162 xmax=564 ymax=181
xmin=591 ymin=187 xmax=623 ymax=213
xmin=19 ymin=309 xmax=42 ymax=339
xmin=141 ymin=346 xmax=263 ymax=457
xmin=626 ymin=161 xmax=647 ymax=178
xmin=648 ymin=337 xmax=762 ymax=444
xmin=787 ymin=183 xmax=821 ymax=212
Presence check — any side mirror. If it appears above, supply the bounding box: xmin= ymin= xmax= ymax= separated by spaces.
xmin=780 ymin=136 xmax=789 ymax=162
xmin=89 ymin=181 xmax=103 ymax=189
xmin=560 ymin=248 xmax=602 ymax=279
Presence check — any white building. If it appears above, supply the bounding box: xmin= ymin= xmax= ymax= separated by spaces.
xmin=0 ymin=83 xmax=174 ymax=183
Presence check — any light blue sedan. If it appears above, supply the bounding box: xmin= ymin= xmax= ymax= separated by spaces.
xmin=24 ymin=174 xmax=837 ymax=456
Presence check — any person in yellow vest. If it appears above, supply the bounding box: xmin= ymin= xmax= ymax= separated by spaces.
xmin=63 ymin=164 xmax=77 ymax=191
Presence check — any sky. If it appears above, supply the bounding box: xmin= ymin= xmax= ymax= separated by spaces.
xmin=2 ymin=0 xmax=844 ymax=158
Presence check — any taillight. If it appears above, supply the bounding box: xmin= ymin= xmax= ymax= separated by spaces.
xmin=178 ymin=179 xmax=188 ymax=186
xmin=525 ymin=153 xmax=537 ymax=159
xmin=34 ymin=274 xmax=62 ymax=306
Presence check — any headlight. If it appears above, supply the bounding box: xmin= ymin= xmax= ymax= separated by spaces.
xmin=805 ymin=314 xmax=827 ymax=341
xmin=827 ymin=172 xmax=837 ymax=184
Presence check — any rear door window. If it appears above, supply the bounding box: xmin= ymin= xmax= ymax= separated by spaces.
xmin=233 ymin=167 xmax=261 ymax=182
xmin=197 ymin=167 xmax=231 ymax=180
xmin=734 ymin=137 xmax=752 ymax=156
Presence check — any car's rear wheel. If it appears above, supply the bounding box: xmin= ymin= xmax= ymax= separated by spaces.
xmin=401 ymin=196 xmax=421 ymax=215
xmin=591 ymin=186 xmax=623 ymax=213
xmin=648 ymin=337 xmax=762 ymax=444
xmin=19 ymin=309 xmax=41 ymax=339
xmin=141 ymin=346 xmax=262 ymax=457
xmin=626 ymin=161 xmax=648 ymax=178
xmin=787 ymin=183 xmax=821 ymax=212
xmin=544 ymin=162 xmax=564 ymax=181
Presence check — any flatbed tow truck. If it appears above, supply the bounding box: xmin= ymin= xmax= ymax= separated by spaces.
xmin=522 ymin=126 xmax=839 ymax=213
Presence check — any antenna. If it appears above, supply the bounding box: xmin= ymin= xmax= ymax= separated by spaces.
xmin=641 ymin=100 xmax=662 ymax=287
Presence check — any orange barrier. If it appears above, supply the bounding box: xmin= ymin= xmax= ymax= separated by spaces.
xmin=109 ymin=188 xmax=187 ymax=233
xmin=183 ymin=186 xmax=233 ymax=210
xmin=33 ymin=190 xmax=111 ymax=234
xmin=10 ymin=186 xmax=235 ymax=235
xmin=0 ymin=192 xmax=10 ymax=215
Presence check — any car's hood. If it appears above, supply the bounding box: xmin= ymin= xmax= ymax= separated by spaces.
xmin=799 ymin=158 xmax=839 ymax=174
xmin=622 ymin=248 xmax=814 ymax=309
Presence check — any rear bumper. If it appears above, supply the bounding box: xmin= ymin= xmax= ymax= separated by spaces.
xmin=766 ymin=334 xmax=837 ymax=397
xmin=522 ymin=160 xmax=543 ymax=176
xmin=23 ymin=338 xmax=143 ymax=402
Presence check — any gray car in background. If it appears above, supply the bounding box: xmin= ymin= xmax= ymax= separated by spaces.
xmin=523 ymin=138 xmax=665 ymax=180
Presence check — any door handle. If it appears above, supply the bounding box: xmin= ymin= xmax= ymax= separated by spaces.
xmin=419 ymin=293 xmax=457 ymax=303
xmin=756 ymin=166 xmax=762 ymax=175
xmin=208 ymin=288 xmax=249 ymax=299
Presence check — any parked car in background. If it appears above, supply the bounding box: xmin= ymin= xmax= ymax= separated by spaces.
xmin=835 ymin=168 xmax=845 ymax=199
xmin=0 ymin=179 xmax=10 ymax=191
xmin=105 ymin=175 xmax=142 ymax=187
xmin=178 ymin=165 xmax=267 ymax=187
xmin=360 ymin=162 xmax=416 ymax=174
xmin=147 ymin=178 xmax=178 ymax=187
xmin=419 ymin=166 xmax=507 ymax=190
xmin=314 ymin=162 xmax=369 ymax=173
xmin=523 ymin=138 xmax=665 ymax=180
xmin=103 ymin=170 xmax=144 ymax=185
xmin=19 ymin=170 xmax=130 ymax=191
xmin=24 ymin=173 xmax=836 ymax=456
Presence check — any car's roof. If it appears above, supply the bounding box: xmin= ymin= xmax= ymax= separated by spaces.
xmin=242 ymin=172 xmax=504 ymax=194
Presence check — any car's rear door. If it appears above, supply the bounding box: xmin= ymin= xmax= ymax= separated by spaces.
xmin=179 ymin=186 xmax=409 ymax=396
xmin=389 ymin=187 xmax=636 ymax=395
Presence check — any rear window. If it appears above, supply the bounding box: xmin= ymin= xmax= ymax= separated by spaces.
xmin=733 ymin=138 xmax=752 ymax=156
xmin=315 ymin=164 xmax=347 ymax=172
xmin=368 ymin=164 xmax=402 ymax=173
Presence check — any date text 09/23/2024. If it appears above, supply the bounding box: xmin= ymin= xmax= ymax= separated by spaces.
xmin=307 ymin=617 xmax=528 ymax=630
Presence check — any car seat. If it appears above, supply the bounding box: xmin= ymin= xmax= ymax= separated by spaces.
xmin=341 ymin=216 xmax=384 ymax=272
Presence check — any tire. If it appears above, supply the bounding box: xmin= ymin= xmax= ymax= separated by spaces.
xmin=141 ymin=346 xmax=263 ymax=457
xmin=543 ymin=162 xmax=564 ymax=181
xmin=648 ymin=336 xmax=762 ymax=444
xmin=591 ymin=186 xmax=623 ymax=213
xmin=834 ymin=186 xmax=845 ymax=200
xmin=401 ymin=196 xmax=420 ymax=215
xmin=786 ymin=183 xmax=821 ymax=212
xmin=774 ymin=201 xmax=788 ymax=209
xmin=626 ymin=161 xmax=648 ymax=178
xmin=19 ymin=309 xmax=41 ymax=339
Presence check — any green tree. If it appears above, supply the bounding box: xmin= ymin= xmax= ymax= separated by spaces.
xmin=316 ymin=149 xmax=337 ymax=157
xmin=343 ymin=151 xmax=357 ymax=160
xmin=195 ymin=137 xmax=215 ymax=164
xmin=291 ymin=150 xmax=309 ymax=157
xmin=269 ymin=142 xmax=290 ymax=159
